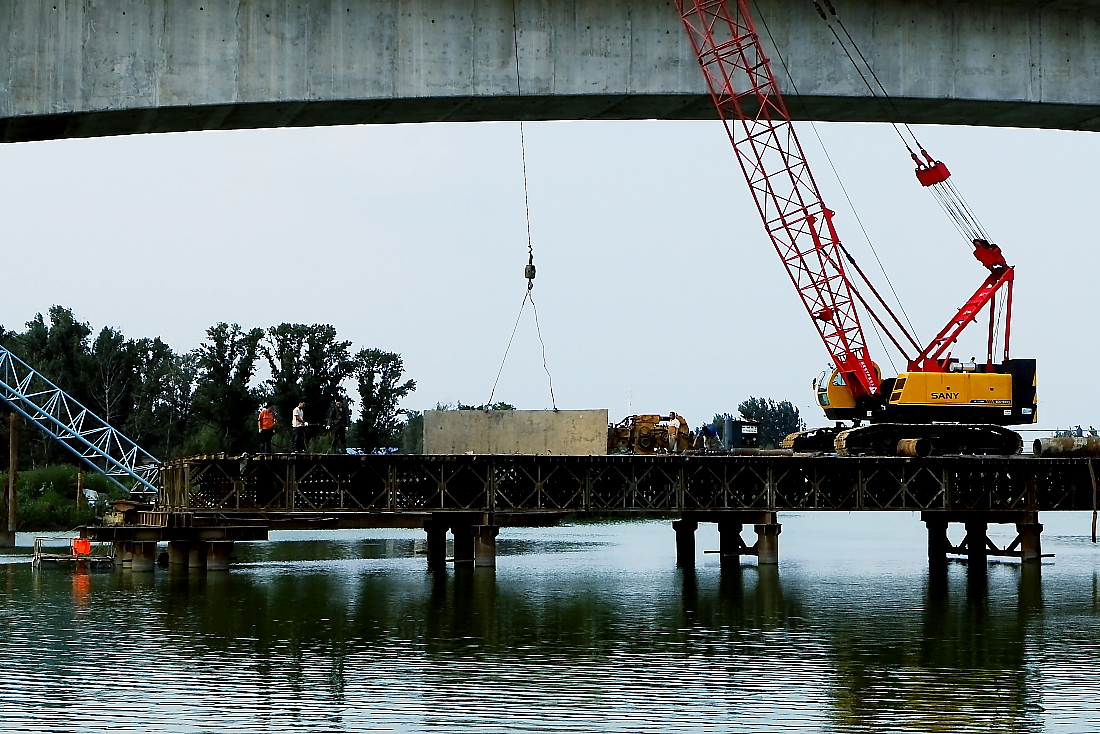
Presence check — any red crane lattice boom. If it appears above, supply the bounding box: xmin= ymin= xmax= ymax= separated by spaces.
xmin=676 ymin=0 xmax=880 ymax=399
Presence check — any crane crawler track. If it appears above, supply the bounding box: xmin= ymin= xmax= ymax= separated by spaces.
xmin=835 ymin=423 xmax=1023 ymax=457
xmin=784 ymin=424 xmax=1023 ymax=456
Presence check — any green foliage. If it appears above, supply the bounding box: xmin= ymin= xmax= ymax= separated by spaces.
xmin=737 ymin=397 xmax=805 ymax=448
xmin=190 ymin=323 xmax=265 ymax=454
xmin=1 ymin=464 xmax=120 ymax=531
xmin=353 ymin=349 xmax=417 ymax=451
xmin=1 ymin=307 xmax=420 ymax=518
xmin=262 ymin=323 xmax=358 ymax=444
xmin=398 ymin=411 xmax=424 ymax=454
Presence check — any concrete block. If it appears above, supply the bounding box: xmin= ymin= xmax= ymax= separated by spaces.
xmin=424 ymin=409 xmax=608 ymax=455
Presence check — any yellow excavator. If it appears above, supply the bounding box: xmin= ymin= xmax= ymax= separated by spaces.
xmin=608 ymin=413 xmax=692 ymax=454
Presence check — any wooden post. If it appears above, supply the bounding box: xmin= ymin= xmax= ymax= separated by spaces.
xmin=1 ymin=413 xmax=18 ymax=547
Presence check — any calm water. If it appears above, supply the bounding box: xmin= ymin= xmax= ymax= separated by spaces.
xmin=3 ymin=513 xmax=1100 ymax=733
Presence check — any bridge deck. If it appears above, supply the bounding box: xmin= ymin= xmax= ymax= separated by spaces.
xmin=159 ymin=453 xmax=1098 ymax=528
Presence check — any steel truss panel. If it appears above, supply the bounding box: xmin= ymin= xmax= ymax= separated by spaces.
xmin=0 ymin=344 xmax=160 ymax=493
xmin=161 ymin=454 xmax=1098 ymax=520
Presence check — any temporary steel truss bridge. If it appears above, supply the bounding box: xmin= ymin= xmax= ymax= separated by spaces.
xmin=0 ymin=344 xmax=160 ymax=493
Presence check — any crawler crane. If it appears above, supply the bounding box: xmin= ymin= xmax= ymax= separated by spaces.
xmin=675 ymin=0 xmax=1036 ymax=456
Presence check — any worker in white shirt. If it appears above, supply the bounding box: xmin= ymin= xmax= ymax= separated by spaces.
xmin=292 ymin=401 xmax=308 ymax=453
xmin=667 ymin=412 xmax=682 ymax=452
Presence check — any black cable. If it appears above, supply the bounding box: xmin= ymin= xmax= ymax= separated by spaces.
xmin=486 ymin=0 xmax=557 ymax=409
xmin=529 ymin=292 xmax=558 ymax=410
xmin=753 ymin=0 xmax=922 ymax=346
xmin=488 ymin=290 xmax=530 ymax=407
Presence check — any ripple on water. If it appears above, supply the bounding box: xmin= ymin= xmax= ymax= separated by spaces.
xmin=1 ymin=516 xmax=1100 ymax=733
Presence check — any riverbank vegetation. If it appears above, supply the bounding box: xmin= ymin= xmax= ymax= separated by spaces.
xmin=0 ymin=306 xmax=419 ymax=465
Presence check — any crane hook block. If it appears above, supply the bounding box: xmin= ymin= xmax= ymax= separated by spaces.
xmin=524 ymin=264 xmax=536 ymax=281
xmin=915 ymin=159 xmax=951 ymax=187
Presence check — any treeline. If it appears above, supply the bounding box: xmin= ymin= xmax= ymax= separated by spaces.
xmin=0 ymin=306 xmax=417 ymax=464
xmin=712 ymin=397 xmax=805 ymax=448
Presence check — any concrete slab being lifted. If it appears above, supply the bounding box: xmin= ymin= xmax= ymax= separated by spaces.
xmin=424 ymin=409 xmax=608 ymax=456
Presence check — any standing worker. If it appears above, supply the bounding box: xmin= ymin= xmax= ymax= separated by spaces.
xmin=257 ymin=403 xmax=277 ymax=453
xmin=327 ymin=397 xmax=348 ymax=454
xmin=292 ymin=401 xmax=309 ymax=453
xmin=667 ymin=412 xmax=682 ymax=453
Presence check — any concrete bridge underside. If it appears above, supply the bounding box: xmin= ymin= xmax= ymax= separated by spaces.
xmin=3 ymin=0 xmax=1100 ymax=143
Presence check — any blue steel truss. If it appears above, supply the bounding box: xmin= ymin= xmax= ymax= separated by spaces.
xmin=0 ymin=344 xmax=160 ymax=493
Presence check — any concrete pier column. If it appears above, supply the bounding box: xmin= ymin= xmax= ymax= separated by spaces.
xmin=473 ymin=525 xmax=500 ymax=568
xmin=167 ymin=541 xmax=189 ymax=567
xmin=424 ymin=521 xmax=448 ymax=572
xmin=452 ymin=525 xmax=475 ymax=568
xmin=131 ymin=542 xmax=157 ymax=572
xmin=754 ymin=523 xmax=782 ymax=565
xmin=965 ymin=521 xmax=988 ymax=565
xmin=1018 ymin=521 xmax=1043 ymax=562
xmin=672 ymin=520 xmax=698 ymax=568
xmin=207 ymin=541 xmax=234 ymax=571
xmin=717 ymin=521 xmax=744 ymax=567
xmin=114 ymin=541 xmax=134 ymax=567
xmin=188 ymin=542 xmax=208 ymax=570
xmin=925 ymin=518 xmax=950 ymax=565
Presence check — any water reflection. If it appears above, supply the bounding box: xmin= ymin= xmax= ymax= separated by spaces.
xmin=1 ymin=518 xmax=1099 ymax=732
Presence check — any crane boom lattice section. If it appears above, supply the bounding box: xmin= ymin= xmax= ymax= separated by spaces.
xmin=0 ymin=344 xmax=160 ymax=493
xmin=676 ymin=0 xmax=879 ymax=398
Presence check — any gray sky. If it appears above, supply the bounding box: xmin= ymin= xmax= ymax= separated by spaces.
xmin=0 ymin=119 xmax=1094 ymax=432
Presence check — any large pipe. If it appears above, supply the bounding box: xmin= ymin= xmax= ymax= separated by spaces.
xmin=1033 ymin=436 xmax=1100 ymax=458
xmin=897 ymin=438 xmax=932 ymax=458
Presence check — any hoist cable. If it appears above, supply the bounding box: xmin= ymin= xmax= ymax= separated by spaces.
xmin=486 ymin=0 xmax=558 ymax=410
xmin=488 ymin=291 xmax=531 ymax=407
xmin=820 ymin=1 xmax=924 ymax=151
xmin=512 ymin=0 xmax=535 ymax=265
xmin=813 ymin=1 xmax=993 ymax=252
xmin=528 ymin=292 xmax=558 ymax=409
xmin=754 ymin=0 xmax=922 ymax=348
xmin=814 ymin=11 xmax=915 ymax=154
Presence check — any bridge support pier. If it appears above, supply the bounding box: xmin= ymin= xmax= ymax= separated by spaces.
xmin=921 ymin=512 xmax=1047 ymax=565
xmin=672 ymin=520 xmax=698 ymax=568
xmin=113 ymin=542 xmax=133 ymax=566
xmin=1018 ymin=520 xmax=1044 ymax=563
xmin=717 ymin=521 xmax=743 ymax=567
xmin=755 ymin=524 xmax=781 ymax=565
xmin=424 ymin=521 xmax=448 ymax=572
xmin=167 ymin=541 xmax=189 ymax=566
xmin=473 ymin=525 xmax=499 ymax=568
xmin=188 ymin=543 xmax=207 ymax=570
xmin=925 ymin=518 xmax=950 ymax=565
xmin=207 ymin=541 xmax=233 ymax=571
xmin=131 ymin=541 xmax=156 ymax=572
xmin=965 ymin=521 xmax=988 ymax=566
xmin=452 ymin=524 xmax=475 ymax=568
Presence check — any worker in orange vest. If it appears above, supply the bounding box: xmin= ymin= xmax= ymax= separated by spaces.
xmin=258 ymin=403 xmax=277 ymax=453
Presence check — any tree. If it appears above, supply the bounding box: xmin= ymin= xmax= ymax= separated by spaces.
xmin=125 ymin=339 xmax=196 ymax=458
xmin=398 ymin=410 xmax=424 ymax=454
xmin=353 ymin=349 xmax=416 ymax=451
xmin=17 ymin=306 xmax=95 ymax=406
xmin=737 ymin=397 xmax=805 ymax=448
xmin=88 ymin=326 xmax=139 ymax=428
xmin=190 ymin=323 xmax=265 ymax=454
xmin=262 ymin=323 xmax=357 ymax=434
